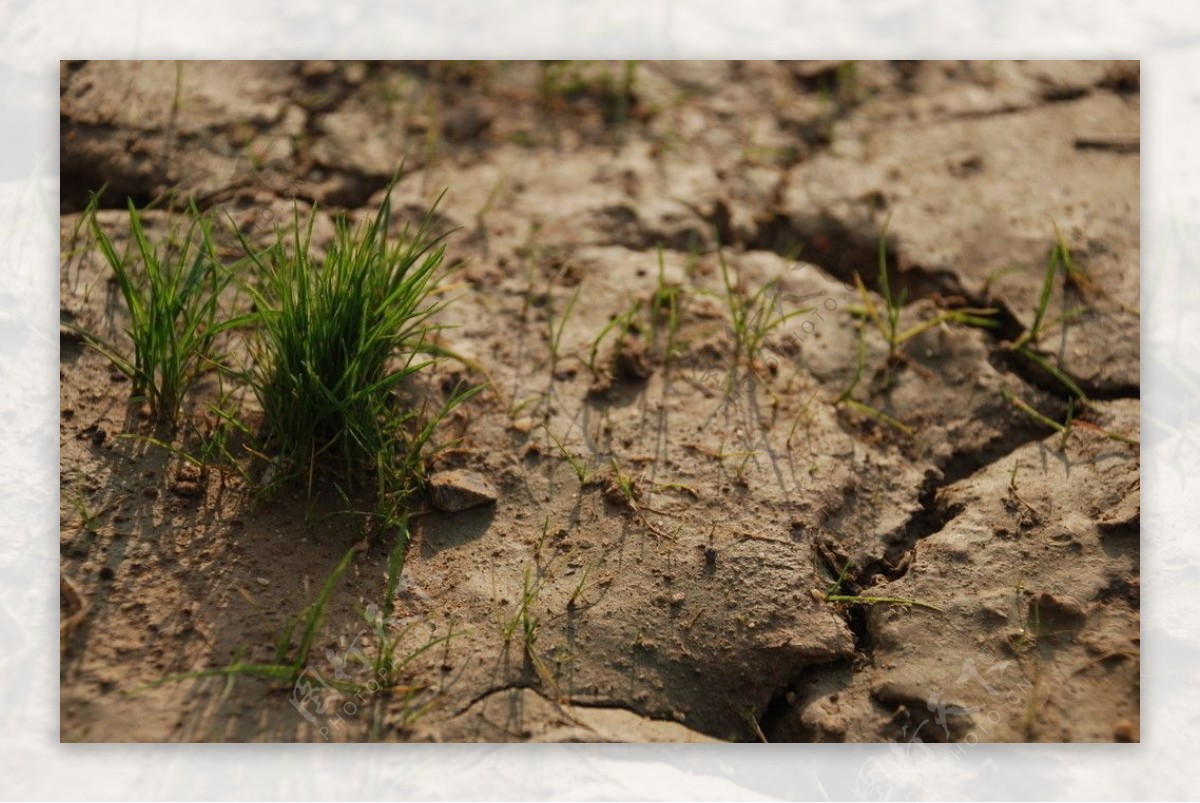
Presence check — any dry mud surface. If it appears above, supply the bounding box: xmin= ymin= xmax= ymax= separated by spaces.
xmin=59 ymin=60 xmax=1140 ymax=743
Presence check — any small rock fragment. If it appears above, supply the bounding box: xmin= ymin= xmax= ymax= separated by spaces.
xmin=1028 ymin=591 xmax=1087 ymax=623
xmin=255 ymin=577 xmax=270 ymax=587
xmin=1114 ymin=719 xmax=1138 ymax=742
xmin=509 ymin=417 xmax=537 ymax=434
xmin=170 ymin=464 xmax=205 ymax=498
xmin=428 ymin=469 xmax=498 ymax=513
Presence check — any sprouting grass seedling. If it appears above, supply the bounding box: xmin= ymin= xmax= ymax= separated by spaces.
xmin=864 ymin=214 xmax=905 ymax=359
xmin=1012 ymin=226 xmax=1070 ymax=351
xmin=503 ymin=564 xmax=542 ymax=647
xmin=152 ymin=543 xmax=359 ymax=692
xmin=547 ymin=281 xmax=581 ymax=378
xmin=276 ymin=544 xmax=358 ymax=670
xmin=836 ymin=324 xmax=915 ymax=438
xmin=1001 ymin=388 xmax=1066 ymax=434
xmin=566 ymin=560 xmax=595 ymax=610
xmin=154 ymin=537 xmax=452 ymax=731
xmin=1060 ymin=398 xmax=1076 ymax=450
xmin=602 ymin=60 xmax=638 ymax=131
xmin=472 ymin=175 xmax=506 ymax=258
xmin=585 ymin=248 xmax=686 ymax=382
xmin=586 ymin=299 xmax=639 ymax=378
xmin=596 ymin=456 xmax=678 ymax=540
xmin=650 ymin=245 xmax=685 ymax=367
xmin=1001 ymin=388 xmax=1138 ymax=447
xmin=817 ymin=559 xmax=944 ymax=612
xmin=69 ymin=493 xmax=116 ymax=535
xmin=609 ymin=457 xmax=637 ymax=505
xmin=853 ymin=216 xmax=996 ymax=361
xmin=1005 ymin=460 xmax=1043 ymax=522
xmin=359 ymin=525 xmax=447 ymax=692
xmin=72 ymin=194 xmax=239 ymax=426
xmin=543 ymin=424 xmax=589 ymax=485
xmin=1007 ymin=226 xmax=1090 ymax=403
xmin=714 ymin=238 xmax=810 ymax=383
xmin=501 ymin=563 xmax=560 ymax=693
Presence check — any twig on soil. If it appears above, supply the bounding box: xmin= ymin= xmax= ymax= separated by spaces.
xmin=736 ymin=530 xmax=793 ymax=546
xmin=822 ymin=593 xmax=945 ymax=612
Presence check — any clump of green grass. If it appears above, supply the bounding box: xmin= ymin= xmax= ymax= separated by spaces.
xmin=74 ymin=193 xmax=236 ymax=426
xmin=235 ymin=183 xmax=471 ymax=510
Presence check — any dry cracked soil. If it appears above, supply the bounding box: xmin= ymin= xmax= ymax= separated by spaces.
xmin=59 ymin=60 xmax=1140 ymax=743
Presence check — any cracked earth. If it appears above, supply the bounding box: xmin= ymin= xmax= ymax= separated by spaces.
xmin=59 ymin=60 xmax=1139 ymax=742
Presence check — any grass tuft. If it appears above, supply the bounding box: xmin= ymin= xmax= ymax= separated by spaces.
xmin=234 ymin=181 xmax=469 ymax=516
xmin=74 ymin=193 xmax=237 ymax=426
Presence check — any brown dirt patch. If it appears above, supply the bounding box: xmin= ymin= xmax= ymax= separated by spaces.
xmin=59 ymin=60 xmax=1139 ymax=742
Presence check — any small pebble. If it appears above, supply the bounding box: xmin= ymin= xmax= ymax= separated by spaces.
xmin=255 ymin=577 xmax=270 ymax=587
xmin=428 ymin=469 xmax=498 ymax=512
xmin=1114 ymin=719 xmax=1137 ymax=742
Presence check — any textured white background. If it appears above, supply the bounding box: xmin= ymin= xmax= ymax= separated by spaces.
xmin=2 ymin=1 xmax=1195 ymax=799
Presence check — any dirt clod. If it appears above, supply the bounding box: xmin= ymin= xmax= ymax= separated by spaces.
xmin=428 ymin=469 xmax=499 ymax=512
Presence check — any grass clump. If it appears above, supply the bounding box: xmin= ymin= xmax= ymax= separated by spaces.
xmin=236 ymin=183 xmax=474 ymax=513
xmin=76 ymin=194 xmax=236 ymax=426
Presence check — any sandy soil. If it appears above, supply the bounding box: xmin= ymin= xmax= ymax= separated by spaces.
xmin=59 ymin=60 xmax=1140 ymax=743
